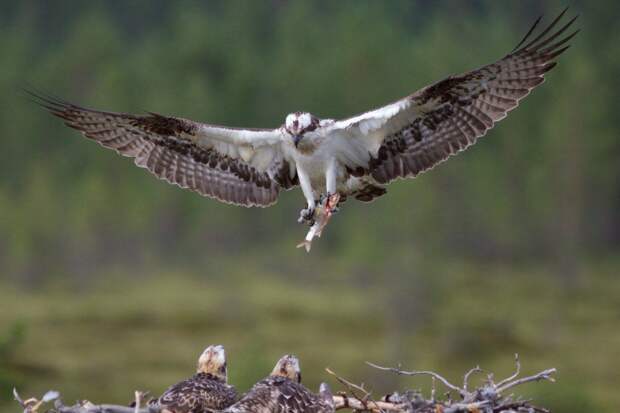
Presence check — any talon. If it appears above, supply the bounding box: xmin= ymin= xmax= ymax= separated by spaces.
xmin=298 ymin=207 xmax=316 ymax=225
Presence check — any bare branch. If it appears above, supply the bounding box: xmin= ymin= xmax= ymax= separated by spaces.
xmin=13 ymin=357 xmax=558 ymax=413
xmin=366 ymin=361 xmax=467 ymax=398
xmin=496 ymin=368 xmax=557 ymax=393
xmin=133 ymin=391 xmax=141 ymax=413
xmin=444 ymin=401 xmax=490 ymax=413
xmin=13 ymin=388 xmax=25 ymax=406
xmin=495 ymin=353 xmax=521 ymax=389
xmin=332 ymin=395 xmax=406 ymax=412
xmin=325 ymin=367 xmax=372 ymax=402
xmin=13 ymin=388 xmax=59 ymax=413
xmin=54 ymin=401 xmax=158 ymax=413
xmin=462 ymin=365 xmax=483 ymax=392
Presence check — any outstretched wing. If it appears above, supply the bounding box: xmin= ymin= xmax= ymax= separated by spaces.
xmin=32 ymin=93 xmax=298 ymax=207
xmin=330 ymin=9 xmax=579 ymax=184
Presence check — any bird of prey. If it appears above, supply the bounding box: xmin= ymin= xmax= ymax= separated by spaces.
xmin=224 ymin=354 xmax=335 ymax=413
xmin=149 ymin=345 xmax=238 ymax=413
xmin=31 ymin=9 xmax=578 ymax=250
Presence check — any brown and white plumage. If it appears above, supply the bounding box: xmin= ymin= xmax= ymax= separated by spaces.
xmin=151 ymin=345 xmax=238 ymax=413
xmin=32 ymin=97 xmax=297 ymax=207
xmin=331 ymin=8 xmax=579 ymax=187
xmin=31 ymin=9 xmax=578 ymax=241
xmin=224 ymin=355 xmax=334 ymax=413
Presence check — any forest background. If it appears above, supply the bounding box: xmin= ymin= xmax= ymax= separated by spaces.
xmin=1 ymin=1 xmax=619 ymax=412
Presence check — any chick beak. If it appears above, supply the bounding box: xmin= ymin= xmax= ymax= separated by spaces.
xmin=293 ymin=135 xmax=303 ymax=147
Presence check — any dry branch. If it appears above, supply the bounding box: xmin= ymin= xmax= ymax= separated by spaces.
xmin=340 ymin=354 xmax=556 ymax=412
xmin=332 ymin=395 xmax=408 ymax=412
xmin=365 ymin=361 xmax=467 ymax=397
xmin=14 ymin=355 xmax=556 ymax=413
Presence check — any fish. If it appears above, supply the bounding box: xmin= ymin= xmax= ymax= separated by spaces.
xmin=297 ymin=193 xmax=340 ymax=252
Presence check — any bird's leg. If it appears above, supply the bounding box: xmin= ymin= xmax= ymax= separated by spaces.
xmin=295 ymin=163 xmax=340 ymax=252
xmin=297 ymin=167 xmax=316 ymax=226
xmin=324 ymin=160 xmax=341 ymax=214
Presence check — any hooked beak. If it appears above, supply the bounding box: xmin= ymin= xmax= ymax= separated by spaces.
xmin=293 ymin=135 xmax=303 ymax=147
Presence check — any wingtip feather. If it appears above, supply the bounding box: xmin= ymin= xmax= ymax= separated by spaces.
xmin=516 ymin=7 xmax=579 ymax=54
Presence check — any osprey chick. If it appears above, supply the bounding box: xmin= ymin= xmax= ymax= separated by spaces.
xmin=224 ymin=355 xmax=334 ymax=413
xmin=31 ymin=9 xmax=579 ymax=249
xmin=151 ymin=345 xmax=238 ymax=413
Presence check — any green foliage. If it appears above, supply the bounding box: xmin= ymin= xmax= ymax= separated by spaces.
xmin=0 ymin=1 xmax=616 ymax=278
xmin=0 ymin=322 xmax=26 ymax=403
xmin=0 ymin=264 xmax=618 ymax=412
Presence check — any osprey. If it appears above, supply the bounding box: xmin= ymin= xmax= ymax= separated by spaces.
xmin=32 ymin=9 xmax=578 ymax=250
xmin=224 ymin=355 xmax=334 ymax=413
xmin=149 ymin=345 xmax=238 ymax=413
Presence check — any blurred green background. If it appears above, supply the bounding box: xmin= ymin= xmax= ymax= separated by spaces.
xmin=1 ymin=1 xmax=619 ymax=412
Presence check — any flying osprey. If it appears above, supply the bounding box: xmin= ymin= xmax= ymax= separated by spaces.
xmin=32 ymin=9 xmax=578 ymax=250
xmin=224 ymin=355 xmax=334 ymax=413
xmin=149 ymin=345 xmax=238 ymax=413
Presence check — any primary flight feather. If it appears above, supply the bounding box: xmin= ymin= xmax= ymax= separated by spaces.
xmin=31 ymin=9 xmax=578 ymax=250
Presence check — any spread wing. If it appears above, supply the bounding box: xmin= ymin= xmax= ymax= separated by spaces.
xmin=31 ymin=93 xmax=298 ymax=207
xmin=330 ymin=9 xmax=579 ymax=184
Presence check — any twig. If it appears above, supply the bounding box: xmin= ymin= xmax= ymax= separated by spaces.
xmin=495 ymin=354 xmax=521 ymax=389
xmin=444 ymin=401 xmax=490 ymax=413
xmin=133 ymin=391 xmax=141 ymax=413
xmin=13 ymin=388 xmax=25 ymax=406
xmin=54 ymin=402 xmax=157 ymax=413
xmin=332 ymin=395 xmax=406 ymax=412
xmin=366 ymin=361 xmax=467 ymax=398
xmin=325 ymin=367 xmax=372 ymax=402
xmin=13 ymin=389 xmax=59 ymax=413
xmin=326 ymin=367 xmax=402 ymax=412
xmin=496 ymin=368 xmax=556 ymax=393
xmin=462 ymin=365 xmax=483 ymax=392
xmin=13 ymin=357 xmax=557 ymax=413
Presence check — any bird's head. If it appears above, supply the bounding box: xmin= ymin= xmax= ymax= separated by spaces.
xmin=271 ymin=354 xmax=301 ymax=383
xmin=285 ymin=112 xmax=319 ymax=147
xmin=197 ymin=344 xmax=228 ymax=382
